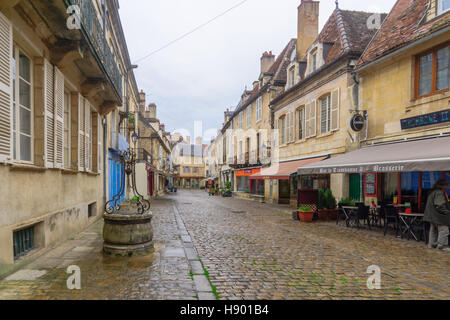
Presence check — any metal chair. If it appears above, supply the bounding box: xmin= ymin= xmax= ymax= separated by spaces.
xmin=336 ymin=203 xmax=347 ymax=226
xmin=383 ymin=205 xmax=399 ymax=237
xmin=353 ymin=203 xmax=371 ymax=229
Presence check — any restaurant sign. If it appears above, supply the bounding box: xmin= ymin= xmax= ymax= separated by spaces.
xmin=401 ymin=109 xmax=450 ymax=130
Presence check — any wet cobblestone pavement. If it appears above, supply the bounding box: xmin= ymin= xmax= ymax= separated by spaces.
xmin=0 ymin=190 xmax=449 ymax=300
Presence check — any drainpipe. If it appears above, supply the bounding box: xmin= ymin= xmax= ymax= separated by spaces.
xmin=103 ymin=116 xmax=107 ymax=205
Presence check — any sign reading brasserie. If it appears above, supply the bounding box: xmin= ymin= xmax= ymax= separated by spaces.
xmin=401 ymin=109 xmax=450 ymax=130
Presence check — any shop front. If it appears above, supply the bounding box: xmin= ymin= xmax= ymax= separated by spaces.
xmin=234 ymin=168 xmax=261 ymax=198
xmin=250 ymin=156 xmax=328 ymax=206
xmin=298 ymin=136 xmax=450 ymax=211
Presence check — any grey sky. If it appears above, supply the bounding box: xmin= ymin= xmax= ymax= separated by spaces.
xmin=119 ymin=0 xmax=395 ymax=141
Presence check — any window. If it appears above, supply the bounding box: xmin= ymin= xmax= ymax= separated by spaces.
xmin=320 ymin=95 xmax=331 ymax=134
xmin=280 ymin=116 xmax=286 ymax=145
xmin=298 ymin=107 xmax=305 ymax=140
xmin=239 ymin=112 xmax=243 ymax=129
xmin=184 ymin=167 xmax=190 ymax=173
xmin=12 ymin=47 xmax=33 ymax=162
xmin=312 ymin=53 xmax=317 ymax=72
xmin=289 ymin=67 xmax=295 ymax=87
xmin=438 ymin=0 xmax=450 ymax=14
xmin=13 ymin=226 xmax=35 ymax=260
xmin=64 ymin=92 xmax=71 ymax=168
xmin=256 ymin=97 xmax=262 ymax=122
xmin=416 ymin=44 xmax=449 ymax=98
xmin=88 ymin=202 xmax=96 ymax=218
xmin=246 ymin=105 xmax=252 ymax=127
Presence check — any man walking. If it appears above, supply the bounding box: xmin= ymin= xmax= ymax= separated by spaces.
xmin=424 ymin=179 xmax=450 ymax=251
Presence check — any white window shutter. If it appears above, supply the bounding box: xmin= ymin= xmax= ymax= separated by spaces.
xmin=0 ymin=13 xmax=13 ymax=163
xmin=305 ymin=103 xmax=311 ymax=138
xmin=54 ymin=67 xmax=64 ymax=168
xmin=44 ymin=59 xmax=55 ymax=168
xmin=98 ymin=115 xmax=102 ymax=173
xmin=84 ymin=99 xmax=90 ymax=172
xmin=331 ymin=88 xmax=340 ymax=131
xmin=310 ymin=100 xmax=317 ymax=138
xmin=78 ymin=94 xmax=85 ymax=171
xmin=292 ymin=112 xmax=295 ymax=142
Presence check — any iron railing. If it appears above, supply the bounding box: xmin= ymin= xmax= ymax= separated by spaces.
xmin=65 ymin=0 xmax=123 ymax=102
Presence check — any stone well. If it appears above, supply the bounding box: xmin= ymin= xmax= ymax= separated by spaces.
xmin=103 ymin=203 xmax=154 ymax=256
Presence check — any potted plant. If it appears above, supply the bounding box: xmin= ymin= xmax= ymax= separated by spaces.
xmin=297 ymin=206 xmax=315 ymax=222
xmin=317 ymin=188 xmax=328 ymax=220
xmin=221 ymin=182 xmax=233 ymax=197
xmin=340 ymin=197 xmax=356 ymax=206
xmin=324 ymin=188 xmax=338 ymax=220
xmin=128 ymin=113 xmax=135 ymax=130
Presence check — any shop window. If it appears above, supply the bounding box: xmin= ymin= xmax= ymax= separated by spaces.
xmin=415 ymin=44 xmax=449 ymax=98
xmin=446 ymin=172 xmax=450 ymax=196
xmin=438 ymin=0 xmax=450 ymax=15
xmin=13 ymin=226 xmax=35 ymax=260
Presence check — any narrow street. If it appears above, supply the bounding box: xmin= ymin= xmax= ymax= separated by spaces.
xmin=0 ymin=190 xmax=449 ymax=300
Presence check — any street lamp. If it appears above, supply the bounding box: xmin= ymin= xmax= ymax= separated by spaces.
xmin=132 ymin=131 xmax=138 ymax=145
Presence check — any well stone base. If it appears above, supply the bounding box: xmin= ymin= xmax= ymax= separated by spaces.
xmin=103 ymin=209 xmax=154 ymax=257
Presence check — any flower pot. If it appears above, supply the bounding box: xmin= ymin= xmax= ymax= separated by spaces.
xmin=317 ymin=209 xmax=329 ymax=220
xmin=327 ymin=209 xmax=338 ymax=221
xmin=298 ymin=210 xmax=314 ymax=222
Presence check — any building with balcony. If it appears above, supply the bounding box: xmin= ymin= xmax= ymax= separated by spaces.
xmin=135 ymin=91 xmax=173 ymax=199
xmin=172 ymin=142 xmax=206 ymax=189
xmin=220 ymin=40 xmax=296 ymax=202
xmin=0 ymin=0 xmax=138 ymax=272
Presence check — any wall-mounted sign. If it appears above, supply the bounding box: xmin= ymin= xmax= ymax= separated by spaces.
xmin=401 ymin=109 xmax=450 ymax=130
xmin=365 ymin=172 xmax=377 ymax=197
xmin=350 ymin=113 xmax=365 ymax=132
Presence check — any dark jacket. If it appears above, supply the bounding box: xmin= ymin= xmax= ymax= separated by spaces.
xmin=424 ymin=189 xmax=450 ymax=226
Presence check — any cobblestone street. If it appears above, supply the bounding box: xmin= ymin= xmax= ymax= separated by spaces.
xmin=0 ymin=190 xmax=449 ymax=300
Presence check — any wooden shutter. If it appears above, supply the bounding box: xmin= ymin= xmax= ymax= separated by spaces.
xmin=310 ymin=100 xmax=317 ymax=138
xmin=54 ymin=67 xmax=64 ymax=168
xmin=291 ymin=111 xmax=295 ymax=142
xmin=44 ymin=59 xmax=54 ymax=168
xmin=0 ymin=13 xmax=12 ymax=163
xmin=305 ymin=101 xmax=317 ymax=138
xmin=331 ymin=88 xmax=340 ymax=131
xmin=98 ymin=115 xmax=102 ymax=173
xmin=78 ymin=94 xmax=85 ymax=171
xmin=84 ymin=99 xmax=91 ymax=171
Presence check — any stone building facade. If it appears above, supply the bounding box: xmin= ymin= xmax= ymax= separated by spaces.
xmin=0 ymin=0 xmax=139 ymax=273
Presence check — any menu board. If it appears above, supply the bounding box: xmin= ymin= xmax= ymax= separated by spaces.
xmin=365 ymin=172 xmax=377 ymax=196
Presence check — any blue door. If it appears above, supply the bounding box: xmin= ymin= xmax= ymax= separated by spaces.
xmin=109 ymin=150 xmax=125 ymax=204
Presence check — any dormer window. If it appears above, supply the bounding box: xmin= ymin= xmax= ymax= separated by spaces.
xmin=312 ymin=52 xmax=317 ymax=72
xmin=289 ymin=66 xmax=295 ymax=88
xmin=438 ymin=0 xmax=450 ymax=15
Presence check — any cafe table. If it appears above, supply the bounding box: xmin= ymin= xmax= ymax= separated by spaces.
xmin=398 ymin=213 xmax=425 ymax=241
xmin=342 ymin=206 xmax=359 ymax=227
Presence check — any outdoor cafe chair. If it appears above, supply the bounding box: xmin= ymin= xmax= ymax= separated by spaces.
xmin=336 ymin=203 xmax=348 ymax=226
xmin=383 ymin=205 xmax=399 ymax=237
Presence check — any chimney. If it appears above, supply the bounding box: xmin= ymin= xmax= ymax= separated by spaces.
xmin=252 ymin=81 xmax=259 ymax=90
xmin=260 ymin=51 xmax=275 ymax=75
xmin=195 ymin=137 xmax=202 ymax=145
xmin=148 ymin=103 xmax=157 ymax=118
xmin=297 ymin=0 xmax=319 ymax=61
xmin=139 ymin=90 xmax=146 ymax=113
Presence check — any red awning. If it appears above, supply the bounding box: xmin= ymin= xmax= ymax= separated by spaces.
xmin=249 ymin=156 xmax=328 ymax=180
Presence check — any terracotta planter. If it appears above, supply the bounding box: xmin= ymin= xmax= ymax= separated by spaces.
xmin=298 ymin=210 xmax=314 ymax=222
xmin=327 ymin=209 xmax=338 ymax=221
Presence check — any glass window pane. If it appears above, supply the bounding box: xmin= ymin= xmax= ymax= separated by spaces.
xmin=418 ymin=53 xmax=433 ymax=96
xmin=19 ymin=80 xmax=31 ymax=109
xmin=19 ymin=52 xmax=30 ymax=82
xmin=19 ymin=107 xmax=31 ymax=135
xmin=437 ymin=47 xmax=449 ymax=91
xmin=20 ymin=134 xmax=31 ymax=162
